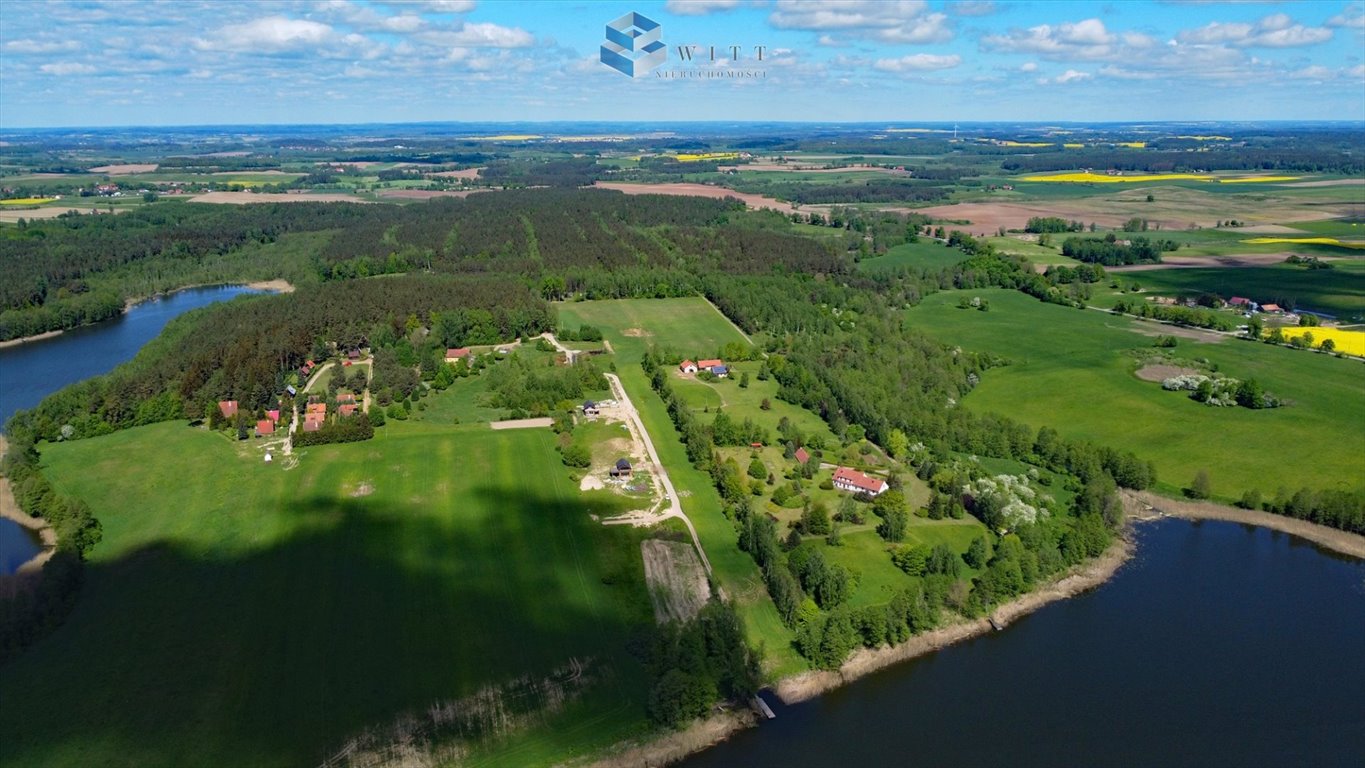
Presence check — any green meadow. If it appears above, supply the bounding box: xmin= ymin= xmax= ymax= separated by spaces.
xmin=905 ymin=289 xmax=1365 ymax=500
xmin=0 ymin=422 xmax=656 ymax=768
xmin=1107 ymin=262 xmax=1365 ymax=321
xmin=860 ymin=240 xmax=971 ymax=272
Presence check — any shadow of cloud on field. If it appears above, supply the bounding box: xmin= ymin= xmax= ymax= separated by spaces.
xmin=0 ymin=487 xmax=654 ymax=768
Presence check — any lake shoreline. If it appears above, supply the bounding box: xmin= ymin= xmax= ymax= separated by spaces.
xmin=0 ymin=281 xmax=293 ymax=349
xmin=773 ymin=533 xmax=1136 ymax=704
xmin=1123 ymin=489 xmax=1365 ymax=559
xmin=0 ymin=437 xmax=56 ymax=578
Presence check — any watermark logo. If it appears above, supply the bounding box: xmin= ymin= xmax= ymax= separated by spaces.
xmin=600 ymin=11 xmax=666 ymax=78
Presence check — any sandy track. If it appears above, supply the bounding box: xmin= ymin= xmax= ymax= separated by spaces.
xmin=1282 ymin=178 xmax=1365 ymax=188
xmin=593 ymin=182 xmax=797 ymax=213
xmin=430 ymin=167 xmax=484 ymax=179
xmin=1123 ymin=490 xmax=1365 ymax=559
xmin=488 ymin=417 xmax=553 ymax=430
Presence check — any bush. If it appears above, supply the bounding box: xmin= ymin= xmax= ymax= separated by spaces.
xmin=561 ymin=443 xmax=591 ymax=468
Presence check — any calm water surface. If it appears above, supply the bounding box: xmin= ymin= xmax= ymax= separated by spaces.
xmin=683 ymin=519 xmax=1365 ymax=768
xmin=0 ymin=285 xmax=265 ymax=574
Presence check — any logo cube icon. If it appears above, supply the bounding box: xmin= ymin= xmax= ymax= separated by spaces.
xmin=600 ymin=11 xmax=665 ymax=78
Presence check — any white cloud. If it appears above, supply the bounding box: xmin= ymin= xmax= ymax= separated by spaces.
xmin=194 ymin=16 xmax=335 ymax=53
xmin=947 ymin=1 xmax=997 ymax=16
xmin=1019 ymin=61 xmax=1038 ymax=72
xmin=442 ymin=22 xmax=534 ymax=48
xmin=666 ymin=0 xmax=742 ymax=15
xmin=40 ymin=62 xmax=98 ymax=76
xmin=1053 ymin=69 xmax=1092 ymax=83
xmin=873 ymin=53 xmax=962 ymax=72
xmin=4 ymin=39 xmax=81 ymax=54
xmin=414 ymin=0 xmax=477 ymax=12
xmin=1178 ymin=13 xmax=1333 ymax=47
xmin=983 ymin=18 xmax=1155 ymax=60
xmin=769 ymin=0 xmax=954 ymax=44
xmin=1327 ymin=3 xmax=1365 ymax=29
xmin=1350 ymin=63 xmax=1365 ymax=78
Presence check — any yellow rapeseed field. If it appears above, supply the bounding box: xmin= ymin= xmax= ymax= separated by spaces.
xmin=1063 ymin=143 xmax=1085 ymax=148
xmin=1116 ymin=141 xmax=1147 ymax=148
xmin=1019 ymin=172 xmax=1211 ymax=183
xmin=1174 ymin=135 xmax=1231 ymax=141
xmin=1242 ymin=237 xmax=1365 ymax=249
xmin=674 ymin=152 xmax=740 ymax=162
xmin=470 ymin=134 xmax=542 ymax=141
xmin=1277 ymin=327 xmax=1365 ymax=356
xmin=997 ymin=141 xmax=1054 ymax=147
xmin=0 ymin=197 xmax=56 ymax=205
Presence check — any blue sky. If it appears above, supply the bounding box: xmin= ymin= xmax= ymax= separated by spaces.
xmin=2 ymin=0 xmax=1363 ymax=127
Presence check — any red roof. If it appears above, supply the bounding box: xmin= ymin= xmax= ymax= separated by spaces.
xmin=267 ymin=409 xmax=280 ymax=422
xmin=833 ymin=467 xmax=887 ymax=494
xmin=302 ymin=420 xmax=321 ymax=432
xmin=339 ymin=404 xmax=358 ymax=416
xmin=697 ymin=358 xmax=723 ymax=369
xmin=795 ymin=447 xmax=811 ymax=464
xmin=446 ymin=347 xmax=471 ymax=359
xmin=306 ymin=403 xmax=327 ymax=414
xmin=1261 ymin=303 xmax=1282 ymax=312
xmin=680 ymin=359 xmax=697 ymax=369
xmin=1228 ymin=296 xmax=1250 ymax=305
xmin=255 ymin=420 xmax=275 ymax=435
xmin=218 ymin=400 xmax=238 ymax=418
xmin=336 ymin=393 xmax=356 ymax=404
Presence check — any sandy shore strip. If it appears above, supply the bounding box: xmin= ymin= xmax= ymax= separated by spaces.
xmin=245 ymin=279 xmax=295 ymax=293
xmin=0 ymin=329 xmax=65 ymax=349
xmin=580 ymin=710 xmax=756 ymax=768
xmin=1123 ymin=490 xmax=1365 ymax=559
xmin=0 ymin=437 xmax=58 ymax=577
xmin=774 ymin=535 xmax=1134 ymax=704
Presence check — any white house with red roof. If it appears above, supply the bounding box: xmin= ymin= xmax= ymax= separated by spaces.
xmin=445 ymin=347 xmax=472 ymax=363
xmin=679 ymin=359 xmax=698 ymax=374
xmin=832 ymin=466 xmax=889 ymax=496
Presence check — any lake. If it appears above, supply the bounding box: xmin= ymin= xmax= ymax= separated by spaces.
xmin=0 ymin=285 xmax=265 ymax=575
xmin=682 ymin=518 xmax=1365 ymax=768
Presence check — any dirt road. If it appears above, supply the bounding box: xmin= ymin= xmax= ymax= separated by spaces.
xmin=603 ymin=373 xmax=712 ymax=575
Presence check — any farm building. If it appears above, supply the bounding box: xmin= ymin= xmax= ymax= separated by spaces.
xmin=445 ymin=347 xmax=472 ymax=363
xmin=582 ymin=400 xmax=600 ymax=416
xmin=679 ymin=360 xmax=699 ymax=374
xmin=1261 ymin=303 xmax=1283 ymax=313
xmin=347 ymin=349 xmax=362 ymax=361
xmin=255 ymin=419 xmax=275 ymax=437
xmin=795 ymin=447 xmax=811 ymax=465
xmin=710 ymin=365 xmax=729 ymax=378
xmin=218 ymin=401 xmax=238 ymax=419
xmin=610 ymin=458 xmax=632 ymax=478
xmin=1228 ymin=296 xmax=1255 ymax=310
xmin=832 ymin=466 xmax=889 ymax=497
xmin=697 ymin=358 xmax=723 ymax=370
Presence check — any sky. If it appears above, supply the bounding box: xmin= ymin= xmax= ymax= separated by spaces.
xmin=1 ymin=0 xmax=1363 ymax=127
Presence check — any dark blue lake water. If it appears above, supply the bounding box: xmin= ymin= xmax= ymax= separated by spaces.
xmin=0 ymin=285 xmax=265 ymax=574
xmin=682 ymin=518 xmax=1365 ymax=768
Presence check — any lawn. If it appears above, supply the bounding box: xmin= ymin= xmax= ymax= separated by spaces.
xmin=905 ymin=289 xmax=1365 ymax=501
xmin=557 ymin=296 xmax=750 ymax=359
xmin=1 ymin=422 xmax=656 ymax=768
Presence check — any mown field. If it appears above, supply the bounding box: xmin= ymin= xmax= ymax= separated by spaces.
xmin=905 ymin=289 xmax=1365 ymax=501
xmin=0 ymin=422 xmax=656 ymax=768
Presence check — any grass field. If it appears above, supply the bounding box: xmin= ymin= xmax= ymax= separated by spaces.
xmin=556 ymin=298 xmax=807 ymax=677
xmin=0 ymin=422 xmax=656 ymax=767
xmin=860 ymin=240 xmax=970 ymax=272
xmin=1106 ymin=262 xmax=1365 ymax=321
xmin=905 ymin=289 xmax=1365 ymax=501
